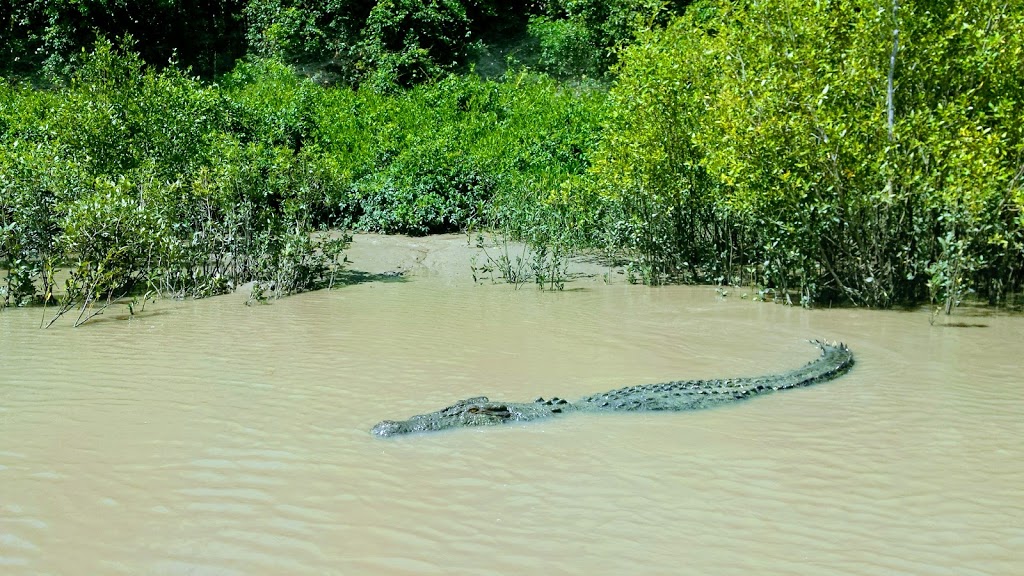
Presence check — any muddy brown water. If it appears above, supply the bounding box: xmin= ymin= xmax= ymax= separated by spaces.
xmin=1 ymin=235 xmax=1022 ymax=575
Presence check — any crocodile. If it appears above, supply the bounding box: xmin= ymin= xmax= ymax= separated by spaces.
xmin=371 ymin=340 xmax=853 ymax=437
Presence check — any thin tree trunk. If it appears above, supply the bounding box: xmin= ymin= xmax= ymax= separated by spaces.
xmin=887 ymin=1 xmax=899 ymax=141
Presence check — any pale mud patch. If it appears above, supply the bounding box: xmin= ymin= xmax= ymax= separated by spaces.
xmin=343 ymin=232 xmax=622 ymax=286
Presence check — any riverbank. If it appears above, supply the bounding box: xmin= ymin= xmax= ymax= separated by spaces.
xmin=343 ymin=233 xmax=621 ymax=286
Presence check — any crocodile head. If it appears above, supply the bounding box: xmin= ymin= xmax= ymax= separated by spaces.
xmin=371 ymin=396 xmax=569 ymax=437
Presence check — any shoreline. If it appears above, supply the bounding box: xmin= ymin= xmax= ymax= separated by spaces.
xmin=342 ymin=232 xmax=622 ymax=287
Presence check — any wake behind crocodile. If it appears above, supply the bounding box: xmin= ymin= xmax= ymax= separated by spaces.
xmin=371 ymin=340 xmax=854 ymax=437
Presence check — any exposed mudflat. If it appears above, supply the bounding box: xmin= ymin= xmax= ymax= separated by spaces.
xmin=343 ymin=232 xmax=620 ymax=285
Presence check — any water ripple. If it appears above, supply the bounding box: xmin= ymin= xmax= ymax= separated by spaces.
xmin=1 ymin=281 xmax=1022 ymax=574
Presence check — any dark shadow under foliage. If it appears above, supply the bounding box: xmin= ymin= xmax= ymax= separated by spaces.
xmin=2 ymin=0 xmax=248 ymax=79
xmin=2 ymin=0 xmax=679 ymax=84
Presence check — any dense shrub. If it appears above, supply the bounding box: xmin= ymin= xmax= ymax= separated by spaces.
xmin=358 ymin=0 xmax=475 ymax=90
xmin=7 ymin=1 xmax=1020 ymax=316
xmin=0 ymin=42 xmax=348 ymax=321
xmin=528 ymin=16 xmax=603 ymax=78
xmin=244 ymin=0 xmax=370 ymax=61
xmin=1 ymin=42 xmax=608 ymax=316
xmin=1 ymin=1 xmax=246 ymax=78
xmin=306 ymin=72 xmax=608 ymax=235
xmin=527 ymin=0 xmax=674 ymax=77
xmin=588 ymin=0 xmax=1024 ymax=307
xmin=3 ymin=1 xmax=676 ymax=83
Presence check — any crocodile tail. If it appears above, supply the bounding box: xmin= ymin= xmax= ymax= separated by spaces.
xmin=768 ymin=340 xmax=854 ymax=390
xmin=574 ymin=340 xmax=854 ymax=411
xmin=682 ymin=340 xmax=854 ymax=402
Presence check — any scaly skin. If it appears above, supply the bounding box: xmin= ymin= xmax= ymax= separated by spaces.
xmin=371 ymin=340 xmax=854 ymax=437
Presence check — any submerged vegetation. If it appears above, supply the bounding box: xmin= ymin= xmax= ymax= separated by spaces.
xmin=2 ymin=0 xmax=1023 ymax=323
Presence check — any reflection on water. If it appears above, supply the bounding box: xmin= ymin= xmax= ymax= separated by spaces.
xmin=1 ymin=278 xmax=1022 ymax=575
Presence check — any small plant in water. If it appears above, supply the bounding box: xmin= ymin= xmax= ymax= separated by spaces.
xmin=470 ymin=232 xmax=531 ymax=289
xmin=531 ymin=243 xmax=568 ymax=291
xmin=470 ymin=232 xmax=568 ymax=291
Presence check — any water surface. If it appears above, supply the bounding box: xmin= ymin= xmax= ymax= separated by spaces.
xmin=2 ymin=265 xmax=1022 ymax=574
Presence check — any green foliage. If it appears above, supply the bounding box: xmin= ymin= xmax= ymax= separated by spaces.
xmin=0 ymin=140 xmax=60 ymax=306
xmin=3 ymin=0 xmax=681 ymax=84
xmin=221 ymin=57 xmax=319 ymax=151
xmin=7 ymin=0 xmax=1020 ymax=318
xmin=244 ymin=0 xmax=370 ymax=60
xmin=589 ymin=0 xmax=1024 ymax=308
xmin=1 ymin=41 xmax=607 ymax=317
xmin=527 ymin=16 xmax=603 ymax=77
xmin=243 ymin=0 xmax=486 ymax=88
xmin=0 ymin=42 xmax=349 ymax=322
xmin=358 ymin=0 xmax=474 ymax=90
xmin=531 ymin=0 xmax=673 ymax=75
xmin=1 ymin=1 xmax=246 ymax=78
xmin=589 ymin=14 xmax=721 ymax=283
xmin=243 ymin=0 xmax=371 ymax=85
xmin=354 ymin=140 xmax=494 ymax=234
xmin=310 ymin=72 xmax=608 ymax=235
